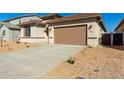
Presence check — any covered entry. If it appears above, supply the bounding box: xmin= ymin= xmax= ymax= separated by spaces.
xmin=54 ymin=25 xmax=87 ymax=45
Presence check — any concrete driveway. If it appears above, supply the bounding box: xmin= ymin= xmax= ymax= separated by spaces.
xmin=0 ymin=44 xmax=85 ymax=79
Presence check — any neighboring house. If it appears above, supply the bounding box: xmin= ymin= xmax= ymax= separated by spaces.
xmin=115 ymin=19 xmax=124 ymax=33
xmin=114 ymin=19 xmax=124 ymax=45
xmin=4 ymin=14 xmax=41 ymax=25
xmin=19 ymin=13 xmax=106 ymax=47
xmin=0 ymin=14 xmax=41 ymax=41
xmin=0 ymin=22 xmax=20 ymax=41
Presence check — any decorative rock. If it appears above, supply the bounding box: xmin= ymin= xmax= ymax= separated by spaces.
xmin=94 ymin=69 xmax=100 ymax=72
xmin=75 ymin=76 xmax=85 ymax=79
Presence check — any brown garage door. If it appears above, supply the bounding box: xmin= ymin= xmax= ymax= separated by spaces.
xmin=54 ymin=25 xmax=87 ymax=45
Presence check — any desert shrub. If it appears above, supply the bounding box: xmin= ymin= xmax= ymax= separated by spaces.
xmin=87 ymin=45 xmax=93 ymax=48
xmin=93 ymin=69 xmax=100 ymax=72
xmin=16 ymin=40 xmax=20 ymax=44
xmin=75 ymin=76 xmax=85 ymax=79
xmin=25 ymin=42 xmax=27 ymax=45
xmin=26 ymin=45 xmax=30 ymax=48
xmin=67 ymin=57 xmax=75 ymax=64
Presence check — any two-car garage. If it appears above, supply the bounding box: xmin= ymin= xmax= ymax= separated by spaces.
xmin=54 ymin=25 xmax=87 ymax=45
xmin=46 ymin=13 xmax=106 ymax=47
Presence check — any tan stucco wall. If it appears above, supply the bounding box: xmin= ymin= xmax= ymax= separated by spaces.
xmin=93 ymin=22 xmax=105 ymax=46
xmin=50 ymin=18 xmax=105 ymax=47
xmin=31 ymin=26 xmax=46 ymax=38
xmin=20 ymin=26 xmax=54 ymax=43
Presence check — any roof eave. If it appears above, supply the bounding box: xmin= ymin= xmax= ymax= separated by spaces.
xmin=97 ymin=16 xmax=107 ymax=32
xmin=19 ymin=23 xmax=46 ymax=27
xmin=4 ymin=14 xmax=40 ymax=22
xmin=114 ymin=19 xmax=124 ymax=32
xmin=46 ymin=14 xmax=101 ymax=24
xmin=9 ymin=28 xmax=21 ymax=30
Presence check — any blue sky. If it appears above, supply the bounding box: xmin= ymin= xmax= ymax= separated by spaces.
xmin=0 ymin=13 xmax=123 ymax=32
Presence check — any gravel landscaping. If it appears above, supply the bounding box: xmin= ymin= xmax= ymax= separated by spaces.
xmin=42 ymin=45 xmax=124 ymax=79
xmin=0 ymin=41 xmax=39 ymax=53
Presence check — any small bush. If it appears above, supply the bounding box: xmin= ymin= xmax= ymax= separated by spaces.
xmin=94 ymin=69 xmax=100 ymax=72
xmin=26 ymin=45 xmax=30 ymax=48
xmin=87 ymin=45 xmax=93 ymax=48
xmin=16 ymin=40 xmax=20 ymax=44
xmin=75 ymin=76 xmax=85 ymax=79
xmin=25 ymin=42 xmax=27 ymax=45
xmin=67 ymin=57 xmax=75 ymax=64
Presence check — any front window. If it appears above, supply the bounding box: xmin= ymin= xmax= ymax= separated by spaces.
xmin=2 ymin=30 xmax=6 ymax=36
xmin=24 ymin=27 xmax=31 ymax=37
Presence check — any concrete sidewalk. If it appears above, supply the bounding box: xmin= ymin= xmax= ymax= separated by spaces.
xmin=0 ymin=44 xmax=85 ymax=79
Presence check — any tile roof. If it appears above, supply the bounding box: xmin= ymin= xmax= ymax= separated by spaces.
xmin=45 ymin=13 xmax=101 ymax=23
xmin=45 ymin=13 xmax=106 ymax=32
xmin=41 ymin=13 xmax=62 ymax=20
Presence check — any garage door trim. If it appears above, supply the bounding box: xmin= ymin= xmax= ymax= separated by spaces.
xmin=54 ymin=24 xmax=87 ymax=28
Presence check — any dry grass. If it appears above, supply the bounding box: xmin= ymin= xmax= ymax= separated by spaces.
xmin=0 ymin=41 xmax=39 ymax=53
xmin=42 ymin=46 xmax=124 ymax=79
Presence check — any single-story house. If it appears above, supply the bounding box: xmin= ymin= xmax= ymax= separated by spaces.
xmin=19 ymin=14 xmax=63 ymax=43
xmin=0 ymin=22 xmax=20 ymax=41
xmin=19 ymin=13 xmax=106 ymax=47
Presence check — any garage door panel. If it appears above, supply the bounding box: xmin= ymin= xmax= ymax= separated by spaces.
xmin=54 ymin=25 xmax=87 ymax=45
